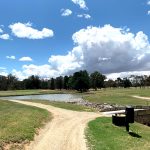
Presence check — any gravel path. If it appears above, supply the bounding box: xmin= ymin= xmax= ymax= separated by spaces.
xmin=132 ymin=95 xmax=150 ymax=101
xmin=11 ymin=100 xmax=101 ymax=150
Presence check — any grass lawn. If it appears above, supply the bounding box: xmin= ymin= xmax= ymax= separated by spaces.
xmin=25 ymin=100 xmax=94 ymax=112
xmin=0 ymin=100 xmax=52 ymax=149
xmin=83 ymin=88 xmax=150 ymax=106
xmin=0 ymin=89 xmax=77 ymax=97
xmin=1 ymin=88 xmax=150 ymax=106
xmin=86 ymin=117 xmax=150 ymax=150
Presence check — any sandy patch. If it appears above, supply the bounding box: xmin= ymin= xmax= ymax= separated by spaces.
xmin=10 ymin=100 xmax=101 ymax=150
xmin=132 ymin=95 xmax=150 ymax=101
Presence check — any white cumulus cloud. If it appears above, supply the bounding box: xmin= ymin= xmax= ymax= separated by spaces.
xmin=71 ymin=0 xmax=88 ymax=10
xmin=77 ymin=14 xmax=91 ymax=19
xmin=0 ymin=28 xmax=3 ymax=33
xmin=147 ymin=0 xmax=150 ymax=5
xmin=61 ymin=9 xmax=72 ymax=16
xmin=23 ymin=64 xmax=57 ymax=77
xmin=47 ymin=25 xmax=150 ymax=76
xmin=48 ymin=47 xmax=83 ymax=75
xmin=106 ymin=71 xmax=150 ymax=80
xmin=0 ymin=66 xmax=8 ymax=77
xmin=0 ymin=34 xmax=10 ymax=40
xmin=12 ymin=64 xmax=59 ymax=80
xmin=19 ymin=57 xmax=33 ymax=62
xmin=6 ymin=56 xmax=16 ymax=60
xmin=9 ymin=22 xmax=54 ymax=39
xmin=0 ymin=28 xmax=10 ymax=40
xmin=12 ymin=69 xmax=28 ymax=81
xmin=0 ymin=71 xmax=8 ymax=77
xmin=0 ymin=67 xmax=6 ymax=71
xmin=11 ymin=25 xmax=150 ymax=80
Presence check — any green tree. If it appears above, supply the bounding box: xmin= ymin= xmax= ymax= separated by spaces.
xmin=50 ymin=78 xmax=55 ymax=90
xmin=72 ymin=70 xmax=90 ymax=92
xmin=40 ymin=79 xmax=48 ymax=89
xmin=0 ymin=75 xmax=8 ymax=90
xmin=104 ymin=79 xmax=117 ymax=88
xmin=56 ymin=76 xmax=63 ymax=90
xmin=145 ymin=76 xmax=150 ymax=86
xmin=67 ymin=76 xmax=73 ymax=89
xmin=123 ymin=78 xmax=132 ymax=88
xmin=64 ymin=76 xmax=69 ymax=90
xmin=7 ymin=74 xmax=18 ymax=90
xmin=90 ymin=71 xmax=106 ymax=90
xmin=116 ymin=77 xmax=124 ymax=87
xmin=130 ymin=75 xmax=145 ymax=88
xmin=23 ymin=75 xmax=40 ymax=89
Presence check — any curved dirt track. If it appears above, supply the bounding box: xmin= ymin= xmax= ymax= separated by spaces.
xmin=11 ymin=100 xmax=101 ymax=150
xmin=132 ymin=95 xmax=150 ymax=101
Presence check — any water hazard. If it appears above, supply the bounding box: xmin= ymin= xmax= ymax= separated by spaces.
xmin=0 ymin=94 xmax=83 ymax=102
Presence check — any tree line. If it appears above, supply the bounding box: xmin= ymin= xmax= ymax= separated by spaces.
xmin=0 ymin=70 xmax=150 ymax=92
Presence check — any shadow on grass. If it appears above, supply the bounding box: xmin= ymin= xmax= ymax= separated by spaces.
xmin=129 ymin=131 xmax=142 ymax=138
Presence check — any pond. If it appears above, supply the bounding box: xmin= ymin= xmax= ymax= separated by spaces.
xmin=0 ymin=94 xmax=83 ymax=102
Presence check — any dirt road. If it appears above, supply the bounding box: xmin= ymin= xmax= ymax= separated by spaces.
xmin=11 ymin=100 xmax=100 ymax=150
xmin=132 ymin=95 xmax=150 ymax=101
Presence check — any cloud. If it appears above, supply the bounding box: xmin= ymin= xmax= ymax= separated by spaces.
xmin=106 ymin=71 xmax=150 ymax=80
xmin=23 ymin=64 xmax=57 ymax=77
xmin=11 ymin=25 xmax=150 ymax=80
xmin=12 ymin=64 xmax=59 ymax=80
xmin=48 ymin=47 xmax=83 ymax=75
xmin=61 ymin=9 xmax=72 ymax=16
xmin=6 ymin=56 xmax=16 ymax=60
xmin=12 ymin=69 xmax=27 ymax=81
xmin=148 ymin=10 xmax=150 ymax=15
xmin=0 ymin=28 xmax=3 ymax=33
xmin=77 ymin=14 xmax=91 ymax=19
xmin=0 ymin=67 xmax=6 ymax=70
xmin=47 ymin=25 xmax=150 ymax=75
xmin=71 ymin=0 xmax=88 ymax=10
xmin=0 ymin=66 xmax=8 ymax=77
xmin=147 ymin=0 xmax=150 ymax=5
xmin=19 ymin=57 xmax=33 ymax=62
xmin=9 ymin=22 xmax=54 ymax=39
xmin=0 ymin=34 xmax=10 ymax=40
xmin=0 ymin=71 xmax=8 ymax=77
xmin=0 ymin=28 xmax=10 ymax=40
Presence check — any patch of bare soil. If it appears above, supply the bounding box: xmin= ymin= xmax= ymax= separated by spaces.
xmin=11 ymin=100 xmax=100 ymax=150
xmin=132 ymin=96 xmax=150 ymax=101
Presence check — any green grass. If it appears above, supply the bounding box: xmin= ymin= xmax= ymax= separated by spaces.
xmin=25 ymin=100 xmax=94 ymax=112
xmin=84 ymin=88 xmax=150 ymax=106
xmin=0 ymin=89 xmax=76 ymax=97
xmin=86 ymin=117 xmax=150 ymax=150
xmin=0 ymin=100 xmax=52 ymax=149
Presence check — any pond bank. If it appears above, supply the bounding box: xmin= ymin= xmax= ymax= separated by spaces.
xmin=71 ymin=100 xmax=150 ymax=112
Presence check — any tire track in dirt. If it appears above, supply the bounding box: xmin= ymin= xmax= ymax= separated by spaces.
xmin=10 ymin=100 xmax=101 ymax=150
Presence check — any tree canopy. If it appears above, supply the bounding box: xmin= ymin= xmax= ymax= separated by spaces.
xmin=0 ymin=71 xmax=150 ymax=91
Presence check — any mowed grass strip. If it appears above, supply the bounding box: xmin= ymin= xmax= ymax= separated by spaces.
xmin=0 ymin=100 xmax=52 ymax=149
xmin=0 ymin=89 xmax=81 ymax=97
xmin=26 ymin=100 xmax=94 ymax=112
xmin=84 ymin=88 xmax=150 ymax=106
xmin=0 ymin=89 xmax=65 ymax=97
xmin=86 ymin=117 xmax=150 ymax=150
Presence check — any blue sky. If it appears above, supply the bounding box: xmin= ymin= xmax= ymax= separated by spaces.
xmin=0 ymin=0 xmax=150 ymax=80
